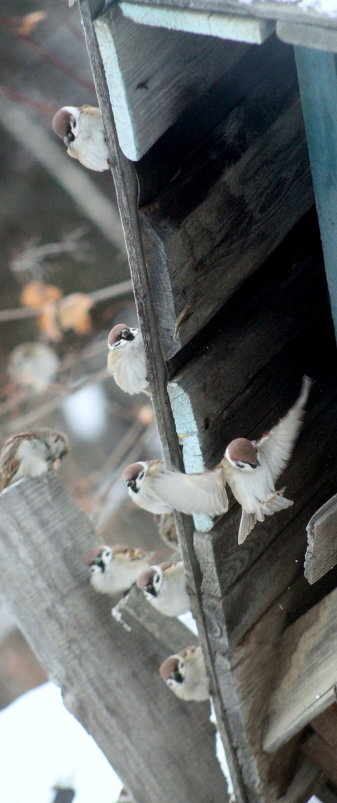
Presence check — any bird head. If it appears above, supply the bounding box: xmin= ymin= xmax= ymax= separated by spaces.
xmin=42 ymin=429 xmax=68 ymax=468
xmin=122 ymin=461 xmax=147 ymax=493
xmin=52 ymin=106 xmax=80 ymax=146
xmin=225 ymin=438 xmax=259 ymax=471
xmin=159 ymin=654 xmax=185 ymax=687
xmin=108 ymin=324 xmax=138 ymax=351
xmin=136 ymin=565 xmax=162 ymax=598
xmin=86 ymin=545 xmax=113 ymax=575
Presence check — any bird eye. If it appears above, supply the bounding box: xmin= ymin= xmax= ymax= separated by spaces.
xmin=237 ymin=461 xmax=246 ymax=469
xmin=90 ymin=565 xmax=98 ymax=574
xmin=103 ymin=549 xmax=111 ymax=560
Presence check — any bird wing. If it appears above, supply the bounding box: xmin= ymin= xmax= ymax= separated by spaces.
xmin=256 ymin=376 xmax=312 ymax=482
xmin=238 ymin=511 xmax=257 ymax=544
xmin=150 ymin=468 xmax=228 ymax=516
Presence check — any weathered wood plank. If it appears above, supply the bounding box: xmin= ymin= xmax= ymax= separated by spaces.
xmin=278 ymin=21 xmax=337 ymax=51
xmin=122 ymin=0 xmax=337 ymax=31
xmin=141 ymin=82 xmax=313 ymax=357
xmin=316 ymin=785 xmax=337 ymax=803
xmin=311 ymin=704 xmax=337 ymax=748
xmin=95 ymin=4 xmax=246 ymax=160
xmin=302 ymin=733 xmax=337 ymax=788
xmin=305 ymin=495 xmax=337 ymax=585
xmin=121 ymin=3 xmax=275 ymax=44
xmin=62 ymin=5 xmax=250 ymax=801
xmin=296 ymin=48 xmax=337 ymax=344
xmin=263 ymin=587 xmax=337 ymax=753
xmin=0 ymin=475 xmax=228 ymax=803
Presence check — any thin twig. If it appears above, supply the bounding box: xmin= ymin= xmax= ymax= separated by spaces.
xmin=0 ymin=280 xmax=133 ymax=323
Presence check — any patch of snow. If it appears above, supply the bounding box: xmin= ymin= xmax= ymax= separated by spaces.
xmin=0 ymin=682 xmax=123 ymax=803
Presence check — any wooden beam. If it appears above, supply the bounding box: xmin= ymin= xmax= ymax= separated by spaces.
xmin=94 ymin=4 xmax=246 ymax=160
xmin=305 ymin=494 xmax=337 ymax=585
xmin=311 ymin=704 xmax=337 ymax=748
xmin=302 ymin=732 xmax=337 ymax=788
xmin=278 ymin=21 xmax=337 ymax=52
xmin=140 ymin=55 xmax=313 ymax=357
xmin=263 ymin=587 xmax=337 ymax=753
xmin=295 ymin=48 xmax=337 ymax=345
xmin=0 ymin=475 xmax=228 ymax=803
xmin=120 ymin=3 xmax=275 ymax=44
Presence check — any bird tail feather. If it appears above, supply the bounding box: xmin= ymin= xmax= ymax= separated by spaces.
xmin=238 ymin=511 xmax=257 ymax=544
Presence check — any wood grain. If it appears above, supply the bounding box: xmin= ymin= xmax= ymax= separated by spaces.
xmin=302 ymin=732 xmax=337 ymax=788
xmin=0 ymin=475 xmax=227 ymax=803
xmin=140 ymin=37 xmax=313 ymax=358
xmin=263 ymin=587 xmax=337 ymax=752
xmin=305 ymin=494 xmax=337 ymax=585
xmin=95 ymin=4 xmax=246 ymax=160
xmin=311 ymin=704 xmax=337 ymax=748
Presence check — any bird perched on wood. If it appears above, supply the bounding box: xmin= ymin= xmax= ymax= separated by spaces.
xmin=52 ymin=105 xmax=110 ymax=172
xmin=123 ymin=459 xmax=228 ymax=516
xmin=107 ymin=323 xmax=149 ymax=396
xmin=159 ymin=645 xmax=209 ymax=702
xmin=87 ymin=544 xmax=151 ymax=596
xmin=0 ymin=428 xmax=68 ymax=491
xmin=223 ymin=375 xmax=312 ymax=544
xmin=136 ymin=561 xmax=190 ymax=617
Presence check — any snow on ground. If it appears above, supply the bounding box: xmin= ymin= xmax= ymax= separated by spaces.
xmin=0 ymin=682 xmax=123 ymax=803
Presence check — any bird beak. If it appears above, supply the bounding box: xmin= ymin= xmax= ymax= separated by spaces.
xmin=52 ymin=458 xmax=62 ymax=470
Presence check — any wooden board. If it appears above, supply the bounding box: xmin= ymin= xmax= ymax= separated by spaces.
xmin=140 ymin=38 xmax=313 ymax=358
xmin=302 ymin=733 xmax=337 ymax=788
xmin=305 ymin=494 xmax=337 ymax=585
xmin=311 ymin=704 xmax=337 ymax=748
xmin=296 ymin=48 xmax=337 ymax=343
xmin=0 ymin=475 xmax=228 ymax=803
xmin=94 ymin=4 xmax=246 ymax=160
xmin=122 ymin=0 xmax=337 ymax=30
xmin=121 ymin=3 xmax=275 ymax=44
xmin=278 ymin=21 xmax=337 ymax=51
xmin=263 ymin=587 xmax=337 ymax=753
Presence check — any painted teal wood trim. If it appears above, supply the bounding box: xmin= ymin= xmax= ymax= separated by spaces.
xmin=295 ymin=47 xmax=337 ymax=342
xmin=168 ymin=381 xmax=219 ymax=533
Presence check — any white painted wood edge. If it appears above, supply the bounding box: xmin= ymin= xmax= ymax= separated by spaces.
xmin=94 ymin=16 xmax=140 ymax=161
xmin=168 ymin=381 xmax=219 ymax=533
xmin=277 ymin=20 xmax=337 ymax=51
xmin=120 ymin=2 xmax=275 ymax=44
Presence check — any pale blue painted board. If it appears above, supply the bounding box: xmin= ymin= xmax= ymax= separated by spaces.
xmin=295 ymin=47 xmax=337 ymax=342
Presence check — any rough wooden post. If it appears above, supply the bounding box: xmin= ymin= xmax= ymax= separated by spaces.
xmin=0 ymin=475 xmax=228 ymax=803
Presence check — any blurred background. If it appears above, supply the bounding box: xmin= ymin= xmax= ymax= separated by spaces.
xmin=0 ymin=1 xmax=161 ymax=799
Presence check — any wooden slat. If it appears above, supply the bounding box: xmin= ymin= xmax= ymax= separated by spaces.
xmin=122 ymin=0 xmax=337 ymax=31
xmin=121 ymin=3 xmax=275 ymax=44
xmin=311 ymin=705 xmax=337 ymax=749
xmin=296 ymin=48 xmax=337 ymax=344
xmin=305 ymin=495 xmax=337 ymax=585
xmin=94 ymin=5 xmax=246 ymax=160
xmin=302 ymin=733 xmax=337 ymax=788
xmin=263 ymin=587 xmax=337 ymax=753
xmin=79 ymin=3 xmax=248 ymax=800
xmin=0 ymin=475 xmax=227 ymax=803
xmin=278 ymin=21 xmax=337 ymax=51
xmin=141 ymin=82 xmax=313 ymax=357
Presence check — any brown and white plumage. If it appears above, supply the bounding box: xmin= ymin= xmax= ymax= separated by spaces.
xmin=123 ymin=459 xmax=228 ymax=517
xmin=222 ymin=376 xmax=312 ymax=544
xmin=0 ymin=428 xmax=68 ymax=491
xmin=136 ymin=561 xmax=190 ymax=617
xmin=52 ymin=105 xmax=110 ymax=172
xmin=107 ymin=324 xmax=149 ymax=396
xmin=155 ymin=512 xmax=179 ymax=549
xmin=87 ymin=544 xmax=151 ymax=596
xmin=159 ymin=645 xmax=209 ymax=702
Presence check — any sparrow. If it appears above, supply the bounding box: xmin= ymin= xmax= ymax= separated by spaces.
xmin=123 ymin=459 xmax=228 ymax=516
xmin=222 ymin=375 xmax=312 ymax=544
xmin=8 ymin=342 xmax=60 ymax=392
xmin=87 ymin=544 xmax=151 ymax=596
xmin=159 ymin=645 xmax=209 ymax=701
xmin=136 ymin=561 xmax=190 ymax=617
xmin=0 ymin=428 xmax=68 ymax=491
xmin=52 ymin=105 xmax=110 ymax=172
xmin=107 ymin=323 xmax=149 ymax=395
